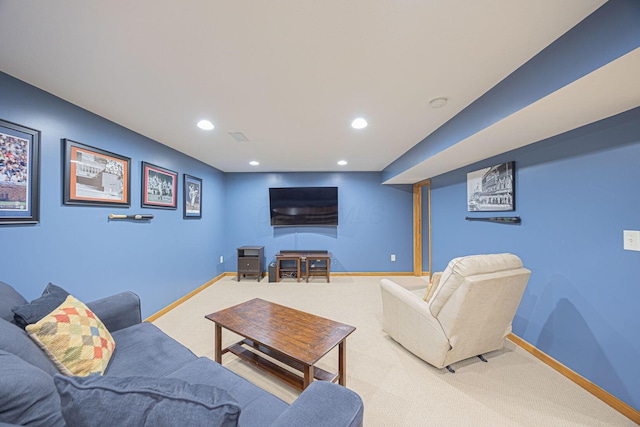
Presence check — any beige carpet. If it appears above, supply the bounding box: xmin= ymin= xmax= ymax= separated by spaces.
xmin=153 ymin=276 xmax=635 ymax=426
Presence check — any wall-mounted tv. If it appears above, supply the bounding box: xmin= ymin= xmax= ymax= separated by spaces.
xmin=269 ymin=187 xmax=338 ymax=226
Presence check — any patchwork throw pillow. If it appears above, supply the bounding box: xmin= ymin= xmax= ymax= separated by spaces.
xmin=54 ymin=375 xmax=240 ymax=427
xmin=12 ymin=283 xmax=70 ymax=329
xmin=26 ymin=295 xmax=116 ymax=376
xmin=0 ymin=317 xmax=59 ymax=375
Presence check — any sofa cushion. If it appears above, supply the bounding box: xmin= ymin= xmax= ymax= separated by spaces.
xmin=271 ymin=381 xmax=364 ymax=427
xmin=429 ymin=253 xmax=523 ymax=317
xmin=12 ymin=283 xmax=70 ymax=329
xmin=54 ymin=374 xmax=240 ymax=427
xmin=0 ymin=280 xmax=27 ymax=323
xmin=26 ymin=295 xmax=116 ymax=376
xmin=86 ymin=291 xmax=142 ymax=332
xmin=165 ymin=357 xmax=289 ymax=426
xmin=0 ymin=317 xmax=59 ymax=376
xmin=105 ymin=322 xmax=198 ymax=377
xmin=0 ymin=350 xmax=65 ymax=427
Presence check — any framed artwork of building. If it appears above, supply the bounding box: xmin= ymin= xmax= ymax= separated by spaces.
xmin=467 ymin=161 xmax=515 ymax=212
xmin=63 ymin=139 xmax=131 ymax=207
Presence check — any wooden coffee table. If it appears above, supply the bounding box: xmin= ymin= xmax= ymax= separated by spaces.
xmin=205 ymin=298 xmax=356 ymax=390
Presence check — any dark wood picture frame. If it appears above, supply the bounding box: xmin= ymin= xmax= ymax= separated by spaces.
xmin=63 ymin=139 xmax=131 ymax=207
xmin=183 ymin=174 xmax=202 ymax=219
xmin=467 ymin=161 xmax=515 ymax=212
xmin=141 ymin=161 xmax=178 ymax=209
xmin=0 ymin=119 xmax=40 ymax=224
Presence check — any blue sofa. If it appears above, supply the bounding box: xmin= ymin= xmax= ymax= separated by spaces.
xmin=0 ymin=281 xmax=364 ymax=427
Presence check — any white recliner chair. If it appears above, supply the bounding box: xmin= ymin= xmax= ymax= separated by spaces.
xmin=380 ymin=253 xmax=531 ymax=372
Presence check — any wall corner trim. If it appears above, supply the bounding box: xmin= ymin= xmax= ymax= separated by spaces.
xmin=144 ymin=273 xmax=227 ymax=322
xmin=507 ymin=333 xmax=639 ymax=423
xmin=146 ymin=271 xmax=417 ymax=322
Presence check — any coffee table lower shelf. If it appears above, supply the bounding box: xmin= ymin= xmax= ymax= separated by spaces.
xmin=225 ymin=339 xmax=339 ymax=391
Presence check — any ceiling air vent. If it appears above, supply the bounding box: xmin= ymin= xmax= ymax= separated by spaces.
xmin=229 ymin=132 xmax=250 ymax=142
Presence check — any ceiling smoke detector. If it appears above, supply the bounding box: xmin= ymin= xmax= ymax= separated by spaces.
xmin=429 ymin=97 xmax=448 ymax=109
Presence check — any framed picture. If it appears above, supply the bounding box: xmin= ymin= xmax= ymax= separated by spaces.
xmin=0 ymin=119 xmax=40 ymax=224
xmin=63 ymin=139 xmax=131 ymax=207
xmin=467 ymin=161 xmax=515 ymax=212
xmin=183 ymin=174 xmax=202 ymax=219
xmin=142 ymin=162 xmax=177 ymax=209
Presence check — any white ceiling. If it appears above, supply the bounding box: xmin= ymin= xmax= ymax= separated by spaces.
xmin=2 ymin=0 xmax=628 ymax=182
xmin=387 ymin=47 xmax=640 ymax=183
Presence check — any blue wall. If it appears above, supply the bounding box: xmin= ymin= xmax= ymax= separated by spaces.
xmin=2 ymin=1 xmax=638 ymax=411
xmin=430 ymin=107 xmax=640 ymax=410
xmin=0 ymin=72 xmax=227 ymax=318
xmin=224 ymin=172 xmax=413 ymax=273
xmin=0 ymin=70 xmax=415 ymax=320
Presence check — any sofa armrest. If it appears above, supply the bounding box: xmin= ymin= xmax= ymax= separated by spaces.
xmin=270 ymin=382 xmax=363 ymax=427
xmin=86 ymin=292 xmax=141 ymax=332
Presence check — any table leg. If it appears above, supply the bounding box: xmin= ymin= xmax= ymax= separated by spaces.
xmin=303 ymin=365 xmax=314 ymax=389
xmin=338 ymin=340 xmax=346 ymax=386
xmin=276 ymin=259 xmax=280 ymax=282
xmin=214 ymin=324 xmax=222 ymax=363
xmin=327 ymin=258 xmax=331 ymax=283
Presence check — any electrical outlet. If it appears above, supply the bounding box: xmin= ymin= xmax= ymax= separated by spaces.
xmin=623 ymin=230 xmax=640 ymax=251
xmin=220 ymin=255 xmax=224 ymax=263
xmin=391 ymin=254 xmax=396 ymax=262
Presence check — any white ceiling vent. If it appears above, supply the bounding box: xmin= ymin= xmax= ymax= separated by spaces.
xmin=229 ymin=132 xmax=250 ymax=142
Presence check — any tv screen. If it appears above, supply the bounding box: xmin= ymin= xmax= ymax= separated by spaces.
xmin=269 ymin=187 xmax=338 ymax=226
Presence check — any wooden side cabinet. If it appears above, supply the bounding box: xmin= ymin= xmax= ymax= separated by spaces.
xmin=237 ymin=246 xmax=265 ymax=282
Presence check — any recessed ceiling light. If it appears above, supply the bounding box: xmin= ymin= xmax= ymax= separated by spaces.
xmin=337 ymin=160 xmax=348 ymax=166
xmin=429 ymin=97 xmax=448 ymax=109
xmin=197 ymin=119 xmax=214 ymax=130
xmin=351 ymin=117 xmax=368 ymax=129
xmin=249 ymin=161 xmax=259 ymax=166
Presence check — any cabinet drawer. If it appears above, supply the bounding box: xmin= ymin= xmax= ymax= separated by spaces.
xmin=238 ymin=257 xmax=260 ymax=272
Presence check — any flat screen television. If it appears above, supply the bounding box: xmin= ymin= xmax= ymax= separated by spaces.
xmin=269 ymin=187 xmax=338 ymax=226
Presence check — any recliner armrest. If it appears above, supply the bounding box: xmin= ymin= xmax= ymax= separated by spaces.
xmin=269 ymin=382 xmax=363 ymax=427
xmin=380 ymin=279 xmax=450 ymax=368
xmin=86 ymin=292 xmax=141 ymax=332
